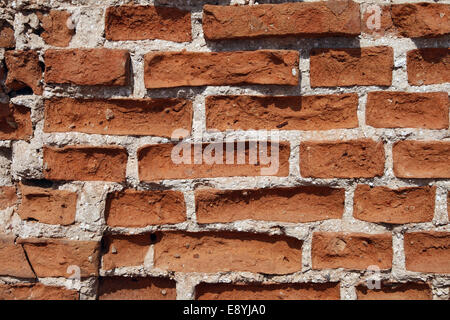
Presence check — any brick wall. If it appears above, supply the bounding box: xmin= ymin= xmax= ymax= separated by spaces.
xmin=0 ymin=0 xmax=449 ymax=300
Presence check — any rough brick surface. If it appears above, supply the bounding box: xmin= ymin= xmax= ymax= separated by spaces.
xmin=105 ymin=190 xmax=186 ymax=227
xmin=44 ymin=97 xmax=192 ymax=137
xmin=0 ymin=21 xmax=15 ymax=48
xmin=311 ymin=232 xmax=393 ymax=270
xmin=44 ymin=49 xmax=130 ymax=86
xmin=366 ymin=91 xmax=449 ymax=129
xmin=43 ymin=146 xmax=128 ymax=182
xmin=4 ymin=50 xmax=43 ymax=94
xmin=356 ymin=282 xmax=432 ymax=300
xmin=353 ymin=185 xmax=436 ymax=224
xmin=310 ymin=47 xmax=393 ymax=87
xmin=144 ymin=50 xmax=299 ymax=88
xmin=138 ymin=142 xmax=290 ymax=181
xmin=203 ymin=1 xmax=360 ymax=40
xmin=0 ymin=235 xmax=35 ymax=278
xmin=300 ymin=139 xmax=385 ymax=178
xmin=105 ymin=5 xmax=191 ymax=42
xmin=18 ymin=184 xmax=77 ymax=225
xmin=195 ymin=186 xmax=345 ymax=224
xmin=153 ymin=232 xmax=303 ymax=274
xmin=407 ymin=48 xmax=450 ymax=85
xmin=0 ymin=103 xmax=32 ymax=140
xmin=205 ymin=94 xmax=358 ymax=131
xmin=393 ymin=141 xmax=450 ymax=178
xmin=0 ymin=283 xmax=78 ymax=300
xmin=38 ymin=10 xmax=74 ymax=47
xmin=19 ymin=238 xmax=100 ymax=277
xmin=102 ymin=235 xmax=151 ymax=270
xmin=196 ymin=282 xmax=340 ymax=300
xmin=404 ymin=232 xmax=450 ymax=273
xmin=98 ymin=277 xmax=177 ymax=300
xmin=0 ymin=186 xmax=16 ymax=210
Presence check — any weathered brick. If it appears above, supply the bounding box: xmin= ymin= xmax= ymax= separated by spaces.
xmin=407 ymin=48 xmax=450 ymax=85
xmin=153 ymin=232 xmax=303 ymax=274
xmin=356 ymin=282 xmax=432 ymax=300
xmin=393 ymin=141 xmax=450 ymax=178
xmin=366 ymin=91 xmax=449 ymax=129
xmin=300 ymin=139 xmax=385 ymax=178
xmin=311 ymin=232 xmax=393 ymax=270
xmin=0 ymin=103 xmax=32 ymax=140
xmin=38 ymin=10 xmax=74 ymax=47
xmin=391 ymin=3 xmax=450 ymax=38
xmin=0 ymin=186 xmax=16 ymax=210
xmin=138 ymin=142 xmax=290 ymax=181
xmin=0 ymin=235 xmax=35 ymax=278
xmin=353 ymin=185 xmax=436 ymax=224
xmin=44 ymin=49 xmax=130 ymax=86
xmin=105 ymin=5 xmax=191 ymax=42
xmin=203 ymin=1 xmax=360 ymax=40
xmin=196 ymin=282 xmax=340 ymax=300
xmin=18 ymin=184 xmax=77 ymax=225
xmin=404 ymin=232 xmax=450 ymax=273
xmin=310 ymin=46 xmax=393 ymax=87
xmin=144 ymin=50 xmax=299 ymax=89
xmin=0 ymin=283 xmax=78 ymax=300
xmin=105 ymin=190 xmax=186 ymax=227
xmin=43 ymin=146 xmax=128 ymax=182
xmin=5 ymin=50 xmax=43 ymax=94
xmin=195 ymin=186 xmax=345 ymax=224
xmin=0 ymin=21 xmax=15 ymax=48
xmin=101 ymin=234 xmax=151 ymax=270
xmin=19 ymin=238 xmax=100 ymax=277
xmin=98 ymin=277 xmax=177 ymax=300
xmin=205 ymin=94 xmax=358 ymax=131
xmin=44 ymin=97 xmax=192 ymax=138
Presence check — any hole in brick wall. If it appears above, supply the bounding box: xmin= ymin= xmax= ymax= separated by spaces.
xmin=150 ymin=233 xmax=158 ymax=243
xmin=21 ymin=179 xmax=54 ymax=188
xmin=8 ymin=87 xmax=34 ymax=97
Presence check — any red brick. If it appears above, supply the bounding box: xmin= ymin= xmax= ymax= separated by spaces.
xmin=5 ymin=50 xmax=43 ymax=94
xmin=0 ymin=235 xmax=35 ymax=278
xmin=393 ymin=141 xmax=450 ymax=178
xmin=196 ymin=282 xmax=340 ymax=300
xmin=105 ymin=190 xmax=186 ymax=227
xmin=361 ymin=5 xmax=394 ymax=37
xmin=404 ymin=232 xmax=450 ymax=273
xmin=195 ymin=186 xmax=345 ymax=224
xmin=43 ymin=146 xmax=128 ymax=182
xmin=353 ymin=185 xmax=436 ymax=224
xmin=0 ymin=283 xmax=78 ymax=300
xmin=18 ymin=184 xmax=77 ymax=225
xmin=0 ymin=21 xmax=15 ymax=48
xmin=0 ymin=103 xmax=33 ymax=140
xmin=144 ymin=50 xmax=299 ymax=89
xmin=205 ymin=94 xmax=358 ymax=131
xmin=0 ymin=186 xmax=17 ymax=210
xmin=356 ymin=282 xmax=432 ymax=300
xmin=44 ymin=97 xmax=192 ymax=138
xmin=105 ymin=5 xmax=191 ymax=42
xmin=38 ymin=10 xmax=74 ymax=47
xmin=391 ymin=3 xmax=450 ymax=38
xmin=311 ymin=232 xmax=393 ymax=270
xmin=310 ymin=46 xmax=393 ymax=87
xmin=101 ymin=234 xmax=151 ymax=270
xmin=366 ymin=91 xmax=449 ymax=129
xmin=300 ymin=139 xmax=385 ymax=178
xmin=98 ymin=277 xmax=177 ymax=300
xmin=154 ymin=232 xmax=303 ymax=274
xmin=44 ymin=49 xmax=130 ymax=86
xmin=19 ymin=238 xmax=100 ymax=277
xmin=138 ymin=141 xmax=290 ymax=181
xmin=203 ymin=1 xmax=360 ymax=40
xmin=407 ymin=48 xmax=450 ymax=85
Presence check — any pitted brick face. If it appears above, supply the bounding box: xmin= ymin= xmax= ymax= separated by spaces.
xmin=0 ymin=0 xmax=449 ymax=301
